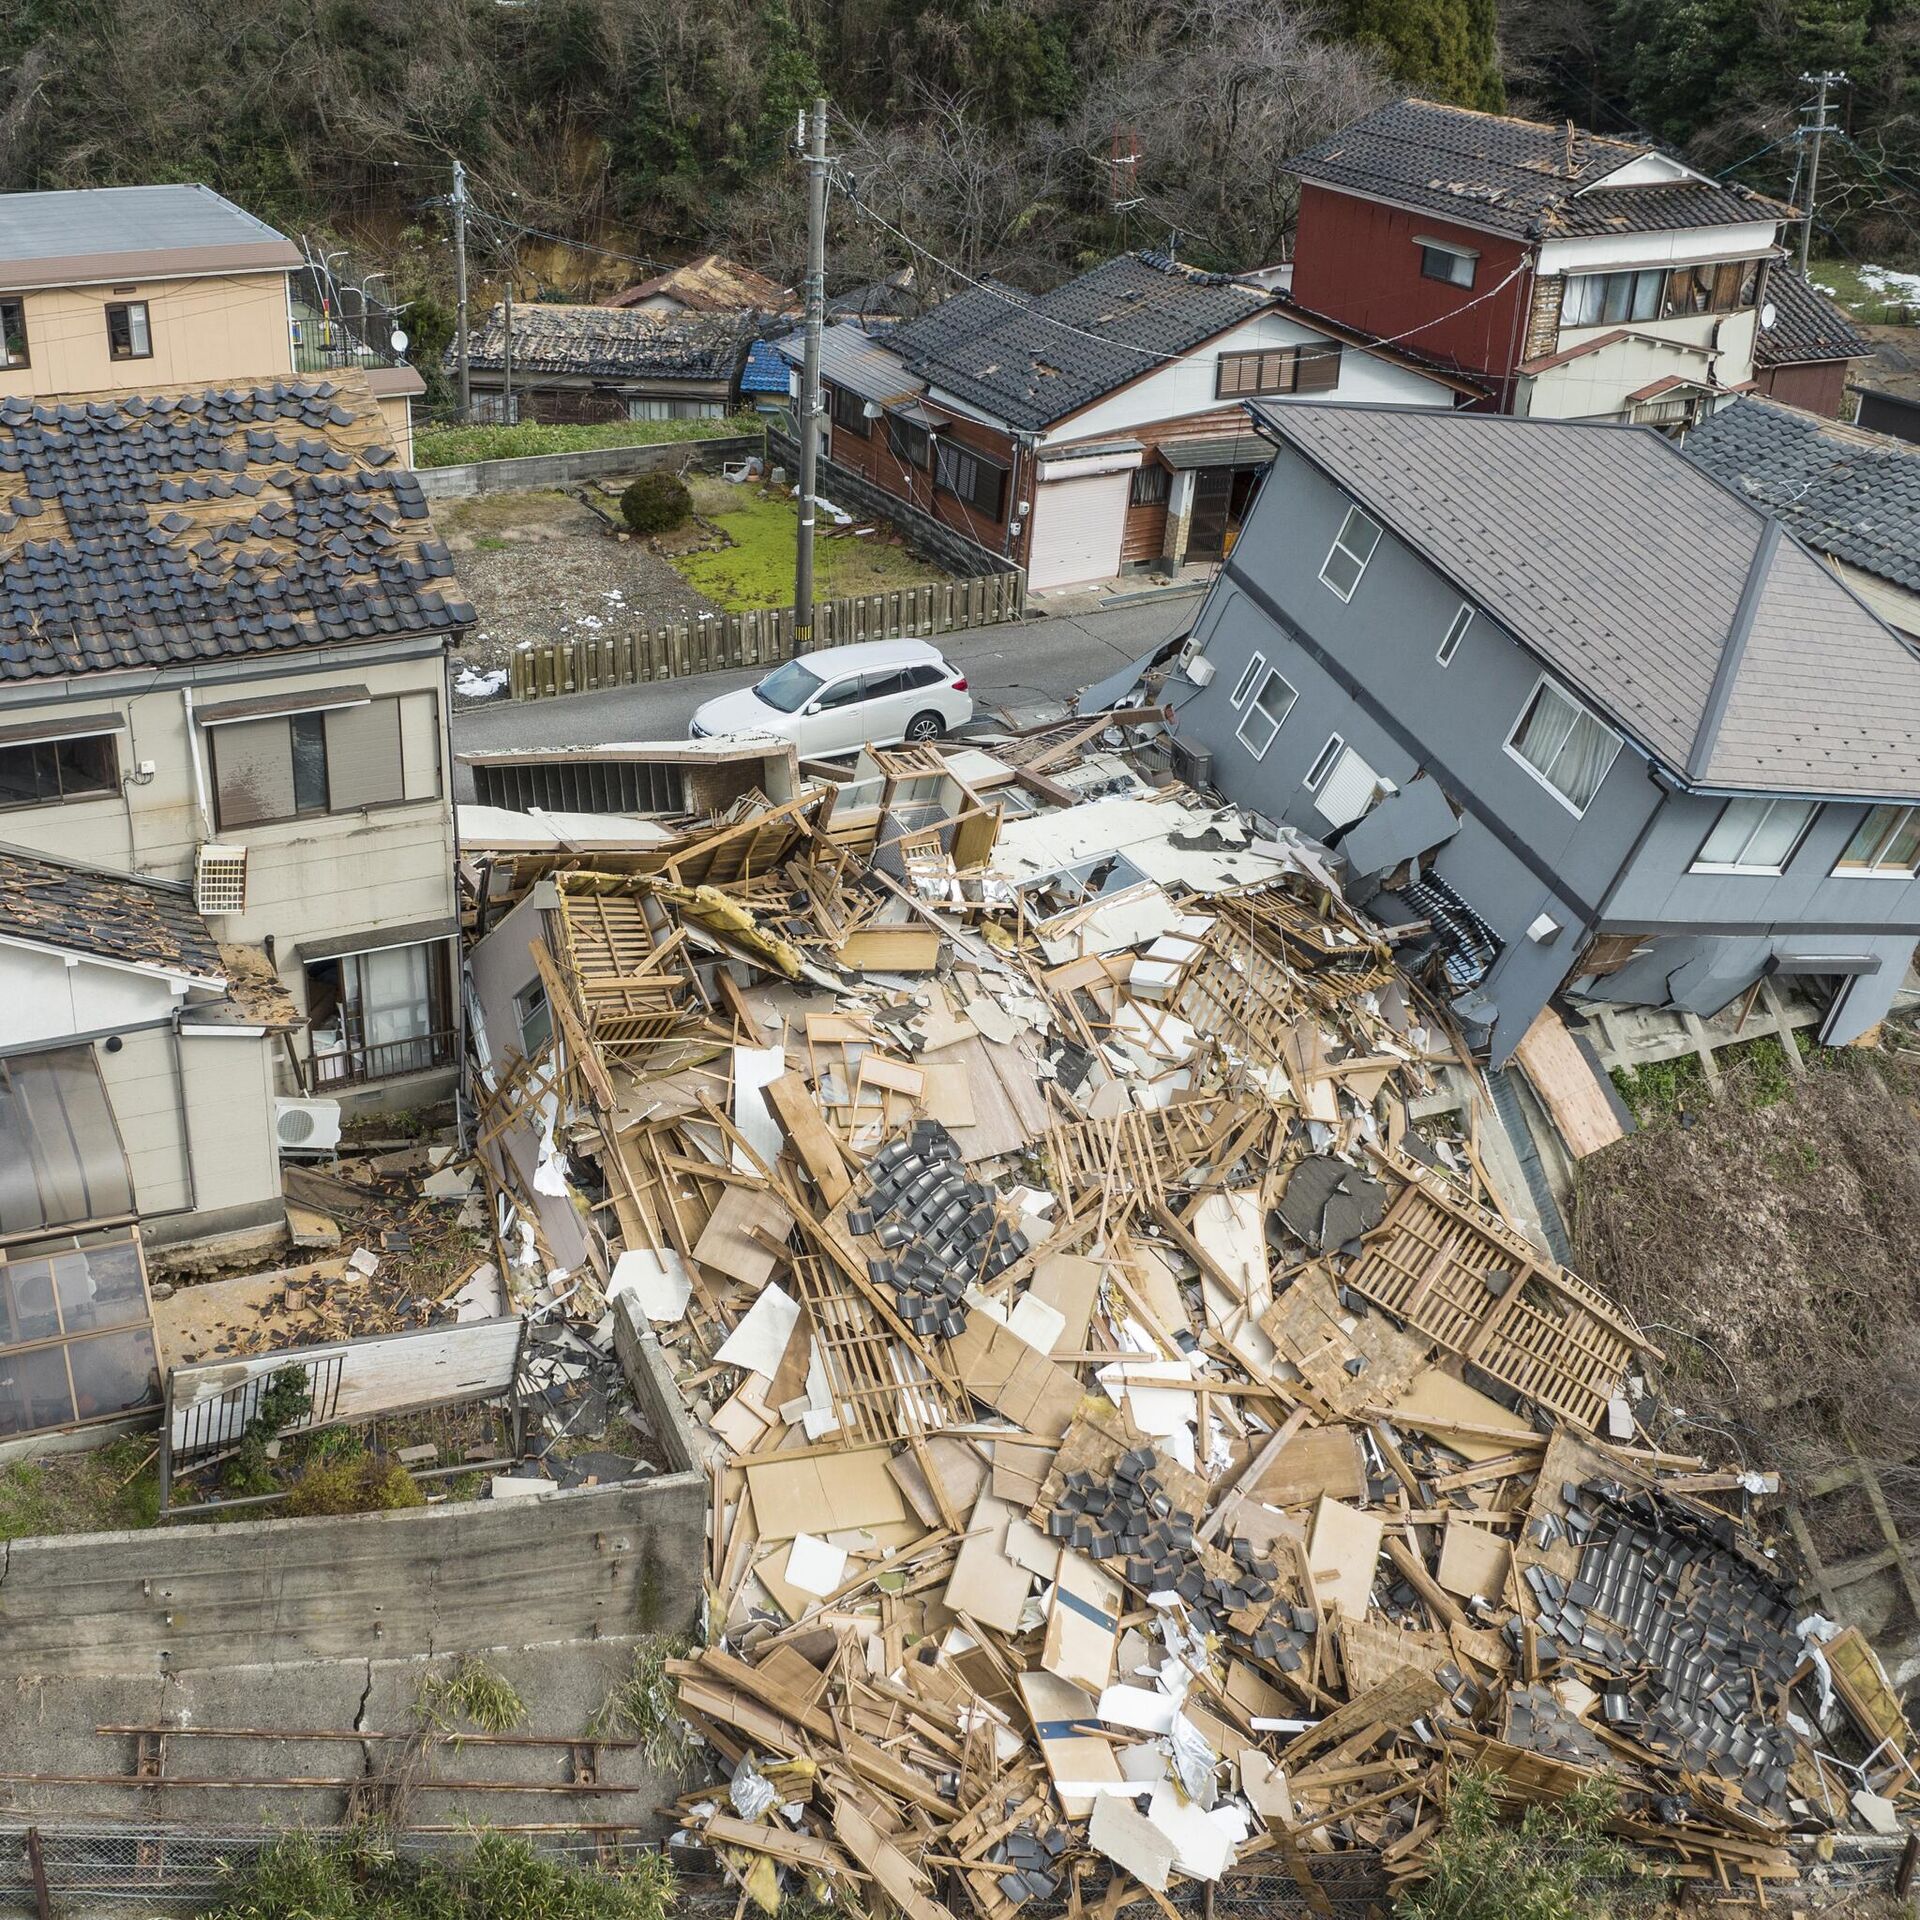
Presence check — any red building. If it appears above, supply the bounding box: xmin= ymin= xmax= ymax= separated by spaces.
xmin=1287 ymin=101 xmax=1798 ymax=425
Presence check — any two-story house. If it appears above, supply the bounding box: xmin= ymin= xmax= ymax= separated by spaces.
xmin=0 ymin=368 xmax=473 ymax=1263
xmin=777 ymin=252 xmax=1484 ymax=592
xmin=1170 ymin=400 xmax=1920 ymax=1064
xmin=0 ymin=184 xmax=424 ymax=459
xmin=1286 ymin=100 xmax=1797 ymax=426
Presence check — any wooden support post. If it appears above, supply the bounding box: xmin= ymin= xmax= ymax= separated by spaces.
xmin=25 ymin=1828 xmax=50 ymax=1920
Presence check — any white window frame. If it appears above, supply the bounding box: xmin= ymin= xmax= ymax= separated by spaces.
xmin=1228 ymin=652 xmax=1267 ymax=709
xmin=1235 ymin=668 xmax=1297 ymax=761
xmin=1503 ymin=676 xmax=1622 ymax=818
xmin=1437 ymin=603 xmax=1473 ymax=666
xmin=1305 ymin=734 xmax=1344 ymax=790
xmin=1690 ymin=796 xmax=1819 ymax=876
xmin=1833 ymin=804 xmax=1920 ymax=878
xmin=1319 ymin=507 xmax=1381 ymax=603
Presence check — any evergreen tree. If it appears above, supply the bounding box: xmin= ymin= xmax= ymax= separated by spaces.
xmin=1341 ymin=0 xmax=1504 ymax=111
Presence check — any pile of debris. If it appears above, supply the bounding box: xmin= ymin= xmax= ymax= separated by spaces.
xmin=460 ymin=723 xmax=1916 ymax=1914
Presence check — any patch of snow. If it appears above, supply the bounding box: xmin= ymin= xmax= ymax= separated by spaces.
xmin=1859 ymin=265 xmax=1920 ymax=303
xmin=456 ymin=666 xmax=509 ymax=699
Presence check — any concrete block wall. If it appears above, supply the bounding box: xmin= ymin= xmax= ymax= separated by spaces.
xmin=416 ymin=434 xmax=763 ymax=500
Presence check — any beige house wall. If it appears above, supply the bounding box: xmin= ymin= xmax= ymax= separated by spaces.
xmin=0 ymin=645 xmax=455 ymax=1094
xmin=100 ymin=1025 xmax=280 ymax=1229
xmin=374 ymin=391 xmax=416 ymax=464
xmin=0 ymin=272 xmax=294 ymax=399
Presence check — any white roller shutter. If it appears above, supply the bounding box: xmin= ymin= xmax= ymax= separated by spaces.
xmin=1027 ymin=472 xmax=1129 ymax=591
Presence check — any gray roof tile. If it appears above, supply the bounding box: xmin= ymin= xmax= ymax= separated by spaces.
xmin=0 ymin=371 xmax=472 ymax=683
xmin=1287 ymin=99 xmax=1792 ymax=242
xmin=462 ymin=303 xmax=752 ymax=381
xmin=1253 ymin=400 xmax=1920 ymax=799
xmin=1682 ymin=395 xmax=1920 ymax=590
xmin=0 ymin=845 xmax=224 ymax=980
xmin=1755 ymin=271 xmax=1871 ymax=367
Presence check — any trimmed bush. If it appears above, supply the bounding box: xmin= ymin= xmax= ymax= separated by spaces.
xmin=620 ymin=472 xmax=693 ymax=534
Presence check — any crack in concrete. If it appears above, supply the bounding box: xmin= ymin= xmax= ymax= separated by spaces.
xmin=0 ymin=1538 xmax=10 ymax=1587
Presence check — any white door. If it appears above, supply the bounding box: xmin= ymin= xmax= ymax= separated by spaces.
xmin=1027 ymin=472 xmax=1130 ymax=591
xmin=803 ymin=672 xmax=872 ymax=755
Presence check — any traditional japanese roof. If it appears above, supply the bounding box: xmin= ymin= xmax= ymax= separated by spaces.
xmin=893 ymin=255 xmax=1268 ymax=432
xmin=1683 ymin=395 xmax=1920 ymax=592
xmin=1754 ymin=270 xmax=1872 ymax=368
xmin=0 ymin=370 xmax=471 ymax=683
xmin=739 ymin=337 xmax=793 ymax=396
xmin=463 ymin=303 xmax=749 ymax=382
xmin=1287 ymin=99 xmax=1793 ymax=243
xmin=0 ymin=845 xmax=225 ymax=981
xmin=0 ymin=184 xmax=302 ymax=290
xmin=605 ymin=254 xmax=794 ymax=314
xmin=1250 ymin=400 xmax=1920 ymax=800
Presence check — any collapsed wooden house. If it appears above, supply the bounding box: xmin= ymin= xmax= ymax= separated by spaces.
xmin=457 ymin=719 xmax=1917 ymax=1915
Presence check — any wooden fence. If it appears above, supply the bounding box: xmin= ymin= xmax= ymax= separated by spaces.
xmin=507 ymin=572 xmax=1027 ymax=701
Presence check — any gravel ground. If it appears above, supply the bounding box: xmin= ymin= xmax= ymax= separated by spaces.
xmin=442 ymin=488 xmax=724 ymax=699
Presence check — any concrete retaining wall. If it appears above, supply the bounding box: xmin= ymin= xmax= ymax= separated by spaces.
xmin=0 ymin=1332 xmax=706 ymax=1677
xmin=766 ymin=429 xmax=1016 ymax=580
xmin=416 ymin=433 xmax=763 ymax=500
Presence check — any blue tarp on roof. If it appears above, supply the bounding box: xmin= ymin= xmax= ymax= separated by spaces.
xmin=740 ymin=337 xmax=793 ymax=395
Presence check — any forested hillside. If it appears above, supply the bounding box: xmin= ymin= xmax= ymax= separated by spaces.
xmin=0 ymin=0 xmax=1914 ymax=305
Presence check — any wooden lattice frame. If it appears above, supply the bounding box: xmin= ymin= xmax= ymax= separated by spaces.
xmin=1344 ymin=1144 xmax=1648 ymax=1430
xmin=787 ymin=1252 xmax=960 ymax=1443
xmin=554 ymin=878 xmax=701 ymax=1061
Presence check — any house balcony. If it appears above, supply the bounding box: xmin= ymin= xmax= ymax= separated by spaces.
xmin=308 ymin=1027 xmax=456 ymax=1091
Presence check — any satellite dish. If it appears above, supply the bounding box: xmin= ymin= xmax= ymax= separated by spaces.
xmin=390 ymin=328 xmax=410 ymax=353
xmin=1759 ymin=302 xmax=1778 ymax=331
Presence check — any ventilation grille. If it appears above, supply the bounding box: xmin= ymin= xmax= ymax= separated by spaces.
xmin=194 ymin=843 xmax=248 ymax=914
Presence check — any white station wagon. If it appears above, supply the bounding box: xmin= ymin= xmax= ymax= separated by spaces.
xmin=688 ymin=638 xmax=973 ymax=756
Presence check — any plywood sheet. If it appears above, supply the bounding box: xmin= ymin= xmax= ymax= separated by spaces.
xmin=693 ymin=1183 xmax=794 ymax=1290
xmin=1305 ymin=1496 xmax=1383 ymax=1624
xmin=746 ymin=1445 xmax=907 ymax=1541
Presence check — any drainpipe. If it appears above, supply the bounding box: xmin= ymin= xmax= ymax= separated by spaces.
xmin=168 ymin=1009 xmax=200 ymax=1214
xmin=181 ymin=687 xmax=213 ymax=838
xmin=445 ymin=647 xmax=471 ymax=1154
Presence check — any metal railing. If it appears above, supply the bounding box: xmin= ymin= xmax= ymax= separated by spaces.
xmin=310 ymin=1029 xmax=456 ymax=1090
xmin=167 ymin=1355 xmax=342 ymax=1468
xmin=291 ymin=330 xmax=404 ymax=376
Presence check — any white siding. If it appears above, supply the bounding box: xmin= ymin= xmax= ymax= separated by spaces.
xmin=1038 ymin=310 xmax=1455 ymax=450
xmin=0 ymin=944 xmax=183 ymax=1050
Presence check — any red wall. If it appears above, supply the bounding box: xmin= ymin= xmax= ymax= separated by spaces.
xmin=1290 ymin=185 xmax=1532 ymax=407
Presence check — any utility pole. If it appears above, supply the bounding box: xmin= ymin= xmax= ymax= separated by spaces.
xmin=452 ymin=157 xmax=472 ymax=422
xmin=502 ymin=260 xmax=515 ymax=425
xmin=793 ymin=97 xmax=829 ymax=654
xmin=1799 ymin=71 xmax=1847 ymax=273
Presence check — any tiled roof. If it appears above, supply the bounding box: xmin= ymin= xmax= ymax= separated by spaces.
xmin=1287 ymin=99 xmax=1792 ymax=242
xmin=605 ymin=255 xmax=794 ymax=314
xmin=1251 ymin=401 xmax=1920 ymax=799
xmin=1755 ymin=270 xmax=1871 ymax=367
xmin=899 ymin=254 xmax=1268 ymax=432
xmin=1682 ymin=395 xmax=1920 ymax=591
xmin=739 ymin=337 xmax=792 ymax=395
xmin=463 ymin=303 xmax=749 ymax=381
xmin=0 ymin=371 xmax=471 ymax=683
xmin=0 ymin=845 xmax=225 ymax=981
xmin=886 ymin=280 xmax=1034 ymax=363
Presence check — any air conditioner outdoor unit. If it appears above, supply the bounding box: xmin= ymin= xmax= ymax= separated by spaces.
xmin=274 ymin=1096 xmax=342 ymax=1155
xmin=1168 ymin=737 xmax=1213 ymax=791
xmin=194 ymin=843 xmax=248 ymax=914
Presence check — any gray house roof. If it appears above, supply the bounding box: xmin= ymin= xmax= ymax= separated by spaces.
xmin=1754 ymin=271 xmax=1871 ymax=368
xmin=0 ymin=371 xmax=471 ymax=683
xmin=777 ymin=323 xmax=923 ymax=405
xmin=1250 ymin=400 xmax=1920 ymax=800
xmin=1286 ymin=100 xmax=1791 ymax=243
xmin=463 ymin=304 xmax=750 ymax=382
xmin=897 ymin=255 xmax=1268 ymax=432
xmin=0 ymin=845 xmax=224 ymax=982
xmin=1682 ymin=396 xmax=1920 ymax=592
xmin=0 ymin=184 xmax=302 ymax=289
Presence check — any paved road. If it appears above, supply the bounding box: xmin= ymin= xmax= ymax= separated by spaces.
xmin=449 ymin=593 xmax=1200 ymax=794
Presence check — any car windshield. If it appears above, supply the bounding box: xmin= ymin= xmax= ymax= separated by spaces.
xmin=754 ymin=661 xmax=825 ymax=713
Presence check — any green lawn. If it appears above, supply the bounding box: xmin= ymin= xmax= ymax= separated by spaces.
xmin=665 ymin=480 xmax=942 ymax=612
xmin=1805 ymin=259 xmax=1920 ymax=324
xmin=414 ymin=413 xmax=761 ymax=469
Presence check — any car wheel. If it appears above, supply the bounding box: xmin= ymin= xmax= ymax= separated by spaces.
xmin=904 ymin=710 xmax=946 ymax=743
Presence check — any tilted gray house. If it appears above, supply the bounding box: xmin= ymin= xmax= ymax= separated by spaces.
xmin=1170 ymin=400 xmax=1920 ymax=1064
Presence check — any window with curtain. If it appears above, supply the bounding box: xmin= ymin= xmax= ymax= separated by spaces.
xmin=1507 ymin=681 xmax=1621 ymax=814
xmin=353 ymin=944 xmax=435 ymax=1062
xmin=1692 ymin=797 xmax=1817 ymax=873
xmin=1836 ymin=805 xmax=1920 ymax=876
